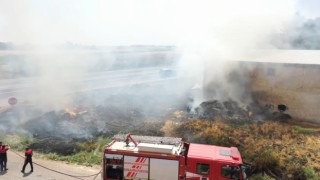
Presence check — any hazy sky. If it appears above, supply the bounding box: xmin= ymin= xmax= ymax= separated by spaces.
xmin=296 ymin=0 xmax=320 ymax=19
xmin=0 ymin=0 xmax=318 ymax=45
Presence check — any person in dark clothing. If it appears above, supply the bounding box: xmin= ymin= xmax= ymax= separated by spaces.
xmin=0 ymin=144 xmax=4 ymax=172
xmin=1 ymin=144 xmax=9 ymax=171
xmin=21 ymin=148 xmax=33 ymax=173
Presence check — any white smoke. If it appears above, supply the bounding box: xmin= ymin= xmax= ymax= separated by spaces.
xmin=174 ymin=0 xmax=297 ymax=108
xmin=0 ymin=0 xmax=300 ymax=135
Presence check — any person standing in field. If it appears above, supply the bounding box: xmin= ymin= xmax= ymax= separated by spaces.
xmin=21 ymin=147 xmax=33 ymax=173
xmin=0 ymin=142 xmax=4 ymax=172
xmin=1 ymin=144 xmax=10 ymax=171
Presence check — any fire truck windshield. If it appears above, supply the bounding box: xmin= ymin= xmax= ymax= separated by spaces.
xmin=221 ymin=165 xmax=240 ymax=179
xmin=221 ymin=164 xmax=250 ymax=180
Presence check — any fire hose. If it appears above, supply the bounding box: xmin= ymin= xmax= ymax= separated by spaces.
xmin=10 ymin=149 xmax=102 ymax=180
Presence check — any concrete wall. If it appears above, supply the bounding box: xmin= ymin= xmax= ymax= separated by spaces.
xmin=249 ymin=62 xmax=320 ymax=125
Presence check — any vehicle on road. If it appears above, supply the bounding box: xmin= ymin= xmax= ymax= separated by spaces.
xmin=159 ymin=68 xmax=176 ymax=78
xmin=102 ymin=134 xmax=250 ymax=180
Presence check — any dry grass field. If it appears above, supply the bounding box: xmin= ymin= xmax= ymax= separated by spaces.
xmin=162 ymin=115 xmax=320 ymax=179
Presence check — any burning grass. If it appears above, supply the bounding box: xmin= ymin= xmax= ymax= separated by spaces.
xmin=2 ymin=98 xmax=320 ymax=179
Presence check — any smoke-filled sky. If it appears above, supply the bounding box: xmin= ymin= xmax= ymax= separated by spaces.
xmin=296 ymin=0 xmax=320 ymax=19
xmin=0 ymin=0 xmax=306 ymax=109
xmin=0 ymin=0 xmax=317 ymax=45
xmin=0 ymin=0 xmax=319 ymax=136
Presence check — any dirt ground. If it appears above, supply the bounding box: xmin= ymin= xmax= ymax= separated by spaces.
xmin=0 ymin=150 xmax=101 ymax=180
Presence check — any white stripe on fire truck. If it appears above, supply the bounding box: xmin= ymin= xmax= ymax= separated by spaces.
xmin=126 ymin=157 xmax=148 ymax=178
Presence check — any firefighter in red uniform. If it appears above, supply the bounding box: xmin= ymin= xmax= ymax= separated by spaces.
xmin=1 ymin=144 xmax=9 ymax=171
xmin=0 ymin=142 xmax=9 ymax=172
xmin=0 ymin=144 xmax=4 ymax=172
xmin=21 ymin=148 xmax=33 ymax=173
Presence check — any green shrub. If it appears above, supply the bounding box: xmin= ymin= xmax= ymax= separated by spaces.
xmin=45 ymin=150 xmax=102 ymax=165
xmin=291 ymin=126 xmax=319 ymax=135
xmin=303 ymin=167 xmax=318 ymax=180
xmin=249 ymin=174 xmax=276 ymax=180
xmin=254 ymin=149 xmax=279 ymax=171
xmin=43 ymin=137 xmax=112 ymax=165
xmin=46 ymin=153 xmax=60 ymax=161
xmin=68 ymin=151 xmax=102 ymax=165
xmin=2 ymin=134 xmax=34 ymax=151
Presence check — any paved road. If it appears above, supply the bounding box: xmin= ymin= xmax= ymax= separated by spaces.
xmin=0 ymin=67 xmax=182 ymax=105
xmin=0 ymin=150 xmax=101 ymax=180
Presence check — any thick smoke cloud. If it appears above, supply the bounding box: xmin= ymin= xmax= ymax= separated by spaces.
xmin=272 ymin=15 xmax=320 ymax=50
xmin=0 ymin=0 xmax=299 ymax=137
xmin=175 ymin=0 xmax=297 ymax=109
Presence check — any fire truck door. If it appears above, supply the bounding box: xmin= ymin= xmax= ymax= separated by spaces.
xmin=186 ymin=161 xmax=212 ymax=180
xmin=220 ymin=164 xmax=242 ymax=180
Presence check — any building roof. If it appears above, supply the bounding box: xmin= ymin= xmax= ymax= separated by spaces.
xmin=236 ymin=50 xmax=320 ymax=65
xmin=2 ymin=49 xmax=320 ymax=65
xmin=187 ymin=143 xmax=242 ymax=164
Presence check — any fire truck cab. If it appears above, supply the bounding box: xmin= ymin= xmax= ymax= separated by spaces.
xmin=102 ymin=134 xmax=249 ymax=180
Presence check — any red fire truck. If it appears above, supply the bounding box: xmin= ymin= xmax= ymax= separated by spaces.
xmin=102 ymin=134 xmax=250 ymax=180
